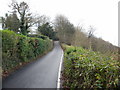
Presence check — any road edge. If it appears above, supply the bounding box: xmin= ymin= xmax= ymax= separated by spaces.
xmin=57 ymin=49 xmax=64 ymax=89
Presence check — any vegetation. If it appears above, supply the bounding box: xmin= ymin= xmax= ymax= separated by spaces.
xmin=54 ymin=15 xmax=75 ymax=44
xmin=3 ymin=13 xmax=20 ymax=33
xmin=1 ymin=1 xmax=119 ymax=88
xmin=1 ymin=1 xmax=39 ymax=35
xmin=72 ymin=26 xmax=118 ymax=55
xmin=1 ymin=1 xmax=118 ymax=55
xmin=38 ymin=22 xmax=56 ymax=40
xmin=53 ymin=15 xmax=118 ymax=55
xmin=27 ymin=34 xmax=49 ymax=40
xmin=62 ymin=44 xmax=119 ymax=89
xmin=10 ymin=1 xmax=36 ymax=35
xmin=1 ymin=30 xmax=53 ymax=74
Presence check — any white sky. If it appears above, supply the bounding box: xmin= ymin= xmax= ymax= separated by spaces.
xmin=0 ymin=0 xmax=119 ymax=46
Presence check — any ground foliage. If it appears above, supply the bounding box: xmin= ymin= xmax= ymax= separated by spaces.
xmin=62 ymin=44 xmax=119 ymax=89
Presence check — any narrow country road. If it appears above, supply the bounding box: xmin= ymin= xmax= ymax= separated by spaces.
xmin=3 ymin=41 xmax=63 ymax=88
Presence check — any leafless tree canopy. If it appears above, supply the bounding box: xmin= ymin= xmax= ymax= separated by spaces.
xmin=54 ymin=15 xmax=75 ymax=45
xmin=9 ymin=1 xmax=37 ymax=34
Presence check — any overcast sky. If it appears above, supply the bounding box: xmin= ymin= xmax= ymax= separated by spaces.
xmin=0 ymin=0 xmax=119 ymax=46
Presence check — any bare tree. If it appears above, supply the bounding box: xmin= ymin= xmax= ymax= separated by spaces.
xmin=10 ymin=1 xmax=36 ymax=35
xmin=35 ymin=15 xmax=50 ymax=30
xmin=54 ymin=15 xmax=75 ymax=44
xmin=72 ymin=26 xmax=89 ymax=48
xmin=87 ymin=26 xmax=95 ymax=50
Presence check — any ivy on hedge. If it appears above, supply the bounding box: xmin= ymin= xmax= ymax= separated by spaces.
xmin=1 ymin=30 xmax=53 ymax=72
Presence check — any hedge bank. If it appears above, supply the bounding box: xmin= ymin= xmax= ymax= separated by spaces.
xmin=62 ymin=45 xmax=119 ymax=89
xmin=1 ymin=30 xmax=53 ymax=73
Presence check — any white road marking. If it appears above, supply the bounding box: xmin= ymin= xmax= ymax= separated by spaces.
xmin=57 ymin=50 xmax=64 ymax=89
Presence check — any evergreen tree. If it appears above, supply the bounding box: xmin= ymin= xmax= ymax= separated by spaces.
xmin=38 ymin=22 xmax=56 ymax=40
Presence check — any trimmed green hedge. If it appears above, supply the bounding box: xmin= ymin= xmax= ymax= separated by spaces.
xmin=62 ymin=45 xmax=119 ymax=89
xmin=1 ymin=30 xmax=53 ymax=72
xmin=27 ymin=34 xmax=48 ymax=40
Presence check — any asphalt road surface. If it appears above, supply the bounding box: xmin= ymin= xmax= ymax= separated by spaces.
xmin=2 ymin=41 xmax=63 ymax=88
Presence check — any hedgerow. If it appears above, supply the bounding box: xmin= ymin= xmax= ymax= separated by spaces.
xmin=27 ymin=34 xmax=48 ymax=40
xmin=62 ymin=45 xmax=119 ymax=89
xmin=1 ymin=30 xmax=53 ymax=73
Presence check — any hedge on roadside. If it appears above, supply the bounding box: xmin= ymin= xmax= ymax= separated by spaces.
xmin=1 ymin=30 xmax=53 ymax=72
xmin=27 ymin=34 xmax=48 ymax=40
xmin=62 ymin=45 xmax=119 ymax=89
